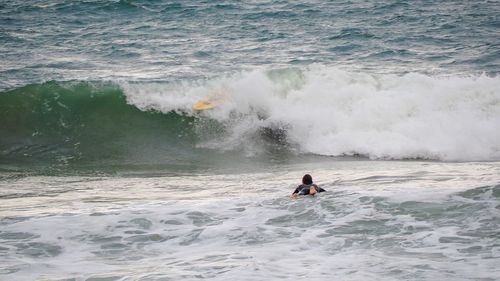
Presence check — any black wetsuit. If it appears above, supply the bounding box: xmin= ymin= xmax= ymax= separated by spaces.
xmin=293 ymin=184 xmax=326 ymax=195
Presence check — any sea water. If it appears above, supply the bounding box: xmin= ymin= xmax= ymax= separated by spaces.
xmin=1 ymin=161 xmax=500 ymax=280
xmin=1 ymin=1 xmax=500 ymax=280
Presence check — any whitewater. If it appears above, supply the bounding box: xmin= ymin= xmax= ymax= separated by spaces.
xmin=1 ymin=1 xmax=500 ymax=280
xmin=1 ymin=161 xmax=500 ymax=280
xmin=120 ymin=67 xmax=500 ymax=161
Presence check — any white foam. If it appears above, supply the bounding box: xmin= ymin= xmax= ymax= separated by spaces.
xmin=1 ymin=162 xmax=500 ymax=280
xmin=120 ymin=66 xmax=500 ymax=161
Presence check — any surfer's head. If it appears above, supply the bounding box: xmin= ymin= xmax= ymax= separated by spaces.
xmin=302 ymin=174 xmax=313 ymax=185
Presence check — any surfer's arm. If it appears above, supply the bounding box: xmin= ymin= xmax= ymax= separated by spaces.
xmin=311 ymin=184 xmax=325 ymax=192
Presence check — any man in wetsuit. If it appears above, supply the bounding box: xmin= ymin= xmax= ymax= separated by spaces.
xmin=291 ymin=174 xmax=325 ymax=198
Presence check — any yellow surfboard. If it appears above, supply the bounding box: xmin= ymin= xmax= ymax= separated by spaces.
xmin=193 ymin=99 xmax=219 ymax=111
xmin=193 ymin=90 xmax=228 ymax=111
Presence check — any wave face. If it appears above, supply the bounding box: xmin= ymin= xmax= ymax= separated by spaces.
xmin=0 ymin=82 xmax=198 ymax=171
xmin=2 ymin=67 xmax=499 ymax=170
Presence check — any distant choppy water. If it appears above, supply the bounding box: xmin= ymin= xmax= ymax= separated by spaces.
xmin=1 ymin=0 xmax=499 ymax=89
xmin=1 ymin=1 xmax=500 ymax=280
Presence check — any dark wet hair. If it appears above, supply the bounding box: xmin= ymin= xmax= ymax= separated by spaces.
xmin=302 ymin=174 xmax=313 ymax=185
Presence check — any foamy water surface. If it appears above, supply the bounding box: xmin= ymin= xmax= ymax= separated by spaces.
xmin=1 ymin=161 xmax=499 ymax=280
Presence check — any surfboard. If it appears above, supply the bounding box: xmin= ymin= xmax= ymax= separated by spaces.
xmin=193 ymin=91 xmax=228 ymax=111
xmin=193 ymin=99 xmax=219 ymax=111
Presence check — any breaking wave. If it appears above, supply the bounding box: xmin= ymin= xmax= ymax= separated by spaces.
xmin=1 ymin=66 xmax=499 ymax=170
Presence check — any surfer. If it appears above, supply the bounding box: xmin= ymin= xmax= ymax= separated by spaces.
xmin=291 ymin=174 xmax=325 ymax=198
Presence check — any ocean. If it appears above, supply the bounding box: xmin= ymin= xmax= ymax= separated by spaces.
xmin=1 ymin=1 xmax=499 ymax=280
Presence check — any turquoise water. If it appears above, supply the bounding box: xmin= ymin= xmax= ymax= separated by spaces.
xmin=1 ymin=1 xmax=500 ymax=280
